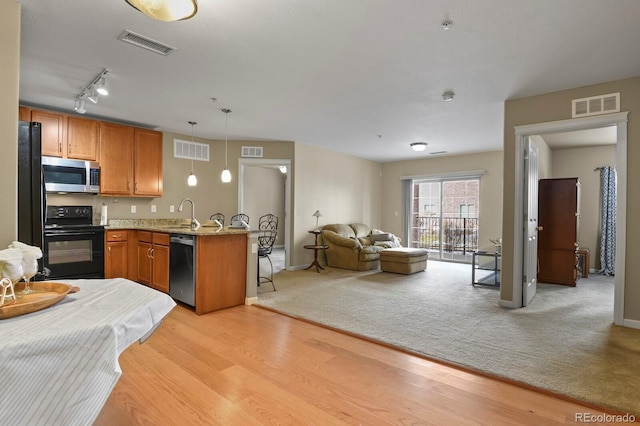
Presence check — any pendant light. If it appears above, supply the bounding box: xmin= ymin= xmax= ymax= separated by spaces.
xmin=221 ymin=108 xmax=232 ymax=183
xmin=187 ymin=121 xmax=198 ymax=186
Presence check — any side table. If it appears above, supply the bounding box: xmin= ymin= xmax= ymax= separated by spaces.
xmin=304 ymin=230 xmax=328 ymax=273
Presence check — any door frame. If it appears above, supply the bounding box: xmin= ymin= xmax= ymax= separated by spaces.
xmin=238 ymin=158 xmax=292 ymax=270
xmin=509 ymin=112 xmax=628 ymax=325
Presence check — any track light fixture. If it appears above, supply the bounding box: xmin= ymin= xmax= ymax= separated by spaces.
xmin=74 ymin=68 xmax=110 ymax=113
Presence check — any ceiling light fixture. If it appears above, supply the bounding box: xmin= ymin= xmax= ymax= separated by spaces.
xmin=187 ymin=121 xmax=198 ymax=186
xmin=441 ymin=19 xmax=453 ymax=30
xmin=411 ymin=142 xmax=428 ymax=152
xmin=74 ymin=98 xmax=86 ymax=114
xmin=74 ymin=68 xmax=110 ymax=113
xmin=442 ymin=90 xmax=455 ymax=101
xmin=220 ymin=108 xmax=232 ymax=183
xmin=125 ymin=0 xmax=198 ymax=21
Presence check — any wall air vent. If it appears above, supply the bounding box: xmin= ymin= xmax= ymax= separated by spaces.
xmin=173 ymin=139 xmax=210 ymax=161
xmin=572 ymin=93 xmax=619 ymax=118
xmin=242 ymin=146 xmax=263 ymax=158
xmin=118 ymin=30 xmax=176 ymax=56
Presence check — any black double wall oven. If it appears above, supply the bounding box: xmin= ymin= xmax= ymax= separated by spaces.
xmin=44 ymin=206 xmax=105 ymax=279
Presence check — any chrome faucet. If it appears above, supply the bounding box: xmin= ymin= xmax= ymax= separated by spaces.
xmin=178 ymin=198 xmax=201 ymax=231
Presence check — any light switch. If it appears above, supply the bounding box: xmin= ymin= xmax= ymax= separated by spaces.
xmin=251 ymin=243 xmax=258 ymax=253
xmin=170 ymin=205 xmax=175 ymax=213
xmin=131 ymin=205 xmax=136 ymax=213
xmin=151 ymin=204 xmax=157 ymax=213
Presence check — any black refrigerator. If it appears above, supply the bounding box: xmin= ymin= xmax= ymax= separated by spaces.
xmin=17 ymin=121 xmax=45 ymax=250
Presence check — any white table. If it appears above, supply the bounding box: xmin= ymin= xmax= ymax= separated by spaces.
xmin=0 ymin=278 xmax=176 ymax=425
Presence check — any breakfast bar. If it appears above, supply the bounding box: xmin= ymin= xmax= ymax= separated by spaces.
xmin=0 ymin=278 xmax=175 ymax=425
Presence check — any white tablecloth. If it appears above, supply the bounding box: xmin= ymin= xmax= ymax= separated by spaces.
xmin=0 ymin=278 xmax=176 ymax=425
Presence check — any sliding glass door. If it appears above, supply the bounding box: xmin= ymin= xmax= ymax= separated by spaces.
xmin=409 ymin=178 xmax=480 ymax=262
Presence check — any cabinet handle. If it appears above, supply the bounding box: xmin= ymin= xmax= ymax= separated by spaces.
xmin=127 ymin=182 xmax=131 ymax=190
xmin=68 ymin=143 xmax=71 ymax=154
xmin=108 ymin=246 xmax=111 ymax=253
xmin=150 ymin=248 xmax=154 ymax=259
xmin=135 ymin=182 xmax=138 ymax=191
xmin=58 ymin=141 xmax=62 ymax=153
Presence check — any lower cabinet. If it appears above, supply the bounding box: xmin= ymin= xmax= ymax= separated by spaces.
xmin=137 ymin=231 xmax=170 ymax=293
xmin=105 ymin=230 xmax=128 ymax=279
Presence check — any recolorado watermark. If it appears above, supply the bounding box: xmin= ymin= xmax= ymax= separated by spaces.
xmin=575 ymin=412 xmax=636 ymax=423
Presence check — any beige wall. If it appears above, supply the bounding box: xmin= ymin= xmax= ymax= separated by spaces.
xmin=502 ymin=76 xmax=640 ymax=321
xmin=48 ymin=135 xmax=294 ymax=225
xmin=0 ymin=1 xmax=20 ymax=248
xmin=293 ymin=142 xmax=382 ymax=268
xmin=381 ymin=151 xmax=504 ymax=250
xmin=551 ymin=145 xmax=616 ymax=270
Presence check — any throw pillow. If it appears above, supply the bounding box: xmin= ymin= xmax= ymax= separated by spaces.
xmin=370 ymin=233 xmax=393 ymax=242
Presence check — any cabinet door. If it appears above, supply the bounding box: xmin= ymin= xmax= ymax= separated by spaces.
xmin=136 ymin=241 xmax=152 ymax=285
xmin=106 ymin=241 xmax=128 ymax=278
xmin=151 ymin=244 xmax=170 ymax=293
xmin=67 ymin=116 xmax=99 ymax=160
xmin=100 ymin=122 xmax=134 ymax=195
xmin=32 ymin=110 xmax=65 ymax=157
xmin=134 ymin=128 xmax=163 ymax=196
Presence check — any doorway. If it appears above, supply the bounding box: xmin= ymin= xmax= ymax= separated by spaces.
xmin=238 ymin=158 xmax=292 ymax=271
xmin=510 ymin=112 xmax=628 ymax=325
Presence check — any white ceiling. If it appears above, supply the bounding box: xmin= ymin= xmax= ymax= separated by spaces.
xmin=17 ymin=0 xmax=640 ymax=163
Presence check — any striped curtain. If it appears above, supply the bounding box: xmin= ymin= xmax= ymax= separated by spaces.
xmin=599 ymin=166 xmax=616 ymax=275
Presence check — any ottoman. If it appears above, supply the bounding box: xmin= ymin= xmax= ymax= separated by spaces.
xmin=379 ymin=248 xmax=428 ymax=274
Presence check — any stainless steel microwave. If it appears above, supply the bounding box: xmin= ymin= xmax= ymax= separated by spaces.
xmin=42 ymin=156 xmax=100 ymax=193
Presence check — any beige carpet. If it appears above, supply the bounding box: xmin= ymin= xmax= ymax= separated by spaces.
xmin=255 ymin=260 xmax=640 ymax=415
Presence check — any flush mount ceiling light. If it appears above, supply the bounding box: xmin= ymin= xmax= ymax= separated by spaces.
xmin=410 ymin=142 xmax=428 ymax=152
xmin=220 ymin=108 xmax=232 ymax=183
xmin=442 ymin=90 xmax=455 ymax=101
xmin=74 ymin=68 xmax=110 ymax=113
xmin=125 ymin=0 xmax=198 ymax=21
xmin=187 ymin=121 xmax=198 ymax=186
xmin=441 ymin=19 xmax=453 ymax=30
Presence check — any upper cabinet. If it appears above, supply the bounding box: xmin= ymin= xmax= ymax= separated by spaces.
xmin=31 ymin=109 xmax=66 ymax=158
xmin=67 ymin=116 xmax=100 ymax=161
xmin=99 ymin=122 xmax=134 ymax=195
xmin=27 ymin=108 xmax=99 ymax=161
xmin=99 ymin=123 xmax=163 ymax=197
xmin=133 ymin=129 xmax=163 ymax=197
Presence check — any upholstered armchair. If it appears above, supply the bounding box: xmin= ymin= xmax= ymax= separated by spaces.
xmin=320 ymin=223 xmax=385 ymax=271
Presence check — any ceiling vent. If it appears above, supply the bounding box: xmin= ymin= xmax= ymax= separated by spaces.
xmin=173 ymin=139 xmax=210 ymax=161
xmin=572 ymin=93 xmax=619 ymax=118
xmin=242 ymin=146 xmax=263 ymax=158
xmin=117 ymin=30 xmax=176 ymax=56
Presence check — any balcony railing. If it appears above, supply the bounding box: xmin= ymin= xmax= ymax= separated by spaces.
xmin=411 ymin=216 xmax=478 ymax=255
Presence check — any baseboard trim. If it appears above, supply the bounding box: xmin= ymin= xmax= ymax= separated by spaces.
xmin=622 ymin=318 xmax=640 ymax=329
xmin=499 ymin=299 xmax=517 ymax=309
xmin=245 ymin=296 xmax=258 ymax=305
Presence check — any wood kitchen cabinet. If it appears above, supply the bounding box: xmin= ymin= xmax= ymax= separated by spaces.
xmin=99 ymin=123 xmax=163 ymax=197
xmin=105 ymin=230 xmax=128 ymax=279
xmin=18 ymin=106 xmax=31 ymax=121
xmin=28 ymin=109 xmax=99 ymax=161
xmin=31 ymin=109 xmax=66 ymax=158
xmin=537 ymin=177 xmax=581 ymax=286
xmin=195 ymin=233 xmax=247 ymax=314
xmin=66 ymin=116 xmax=100 ymax=161
xmin=133 ymin=128 xmax=163 ymax=196
xmin=137 ymin=231 xmax=170 ymax=293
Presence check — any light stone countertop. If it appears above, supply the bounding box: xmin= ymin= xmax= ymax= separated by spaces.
xmin=105 ymin=218 xmax=255 ymax=236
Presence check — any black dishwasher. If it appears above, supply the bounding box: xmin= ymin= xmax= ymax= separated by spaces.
xmin=169 ymin=234 xmax=196 ymax=306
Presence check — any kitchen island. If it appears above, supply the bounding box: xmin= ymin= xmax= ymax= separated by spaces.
xmin=105 ymin=219 xmax=258 ymax=315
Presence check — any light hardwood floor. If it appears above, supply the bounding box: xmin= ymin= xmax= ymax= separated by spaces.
xmin=96 ymin=304 xmax=623 ymax=425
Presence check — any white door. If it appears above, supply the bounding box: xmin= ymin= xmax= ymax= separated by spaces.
xmin=523 ymin=138 xmax=538 ymax=306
